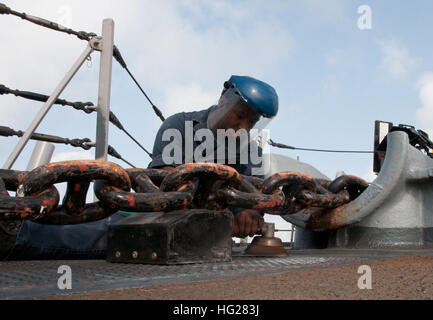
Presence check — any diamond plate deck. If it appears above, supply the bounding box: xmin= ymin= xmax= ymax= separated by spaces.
xmin=1 ymin=248 xmax=432 ymax=299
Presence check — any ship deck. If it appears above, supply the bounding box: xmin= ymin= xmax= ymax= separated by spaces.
xmin=1 ymin=247 xmax=432 ymax=300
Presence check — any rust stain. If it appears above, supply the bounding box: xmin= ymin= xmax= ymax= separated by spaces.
xmin=125 ymin=194 xmax=136 ymax=207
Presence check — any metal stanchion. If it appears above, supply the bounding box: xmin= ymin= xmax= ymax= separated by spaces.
xmin=95 ymin=19 xmax=114 ymax=161
xmin=26 ymin=141 xmax=55 ymax=171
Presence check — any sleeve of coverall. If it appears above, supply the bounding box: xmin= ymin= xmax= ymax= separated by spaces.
xmin=147 ymin=113 xmax=185 ymax=169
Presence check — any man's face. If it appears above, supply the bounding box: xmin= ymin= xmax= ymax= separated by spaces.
xmin=216 ymin=101 xmax=260 ymax=133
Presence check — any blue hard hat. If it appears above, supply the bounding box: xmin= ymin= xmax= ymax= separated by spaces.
xmin=224 ymin=75 xmax=279 ymax=118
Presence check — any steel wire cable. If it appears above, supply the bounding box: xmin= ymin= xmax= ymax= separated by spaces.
xmin=0 ymin=125 xmax=136 ymax=168
xmin=268 ymin=139 xmax=374 ymax=154
xmin=0 ymin=2 xmax=96 ymax=41
xmin=0 ymin=84 xmax=95 ymax=113
xmin=1 ymin=3 xmax=161 ymax=156
xmin=112 ymin=46 xmax=166 ymax=122
xmin=0 ymin=84 xmax=153 ymax=157
xmin=0 ymin=126 xmax=93 ymax=150
xmin=1 ymin=2 xmax=164 ymax=121
xmin=108 ymin=112 xmax=152 ymax=157
xmin=107 ymin=145 xmax=136 ymax=168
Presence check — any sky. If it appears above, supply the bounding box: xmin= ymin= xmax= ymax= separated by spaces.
xmin=1 ymin=0 xmax=433 ymax=241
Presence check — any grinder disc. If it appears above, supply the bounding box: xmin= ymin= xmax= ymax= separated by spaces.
xmin=245 ymin=236 xmax=288 ymax=256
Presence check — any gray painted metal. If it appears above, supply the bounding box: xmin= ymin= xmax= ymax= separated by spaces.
xmin=95 ymin=19 xmax=114 ymax=161
xmin=329 ymin=130 xmax=433 ymax=248
xmin=283 ymin=131 xmax=412 ymax=230
xmin=281 ymin=131 xmax=433 ymax=248
xmin=2 ymin=44 xmax=94 ymax=169
xmin=328 ymin=226 xmax=433 ymax=248
xmin=263 ymin=153 xmax=330 ymax=180
xmin=25 ymin=141 xmax=55 ymax=171
xmin=353 ymin=134 xmax=431 ymax=229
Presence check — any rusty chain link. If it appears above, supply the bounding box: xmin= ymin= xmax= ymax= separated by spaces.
xmin=0 ymin=160 xmax=369 ymax=225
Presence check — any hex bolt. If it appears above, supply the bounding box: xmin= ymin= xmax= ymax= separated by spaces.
xmin=115 ymin=251 xmax=121 ymax=258
xmin=132 ymin=251 xmax=138 ymax=259
xmin=151 ymin=252 xmax=157 ymax=260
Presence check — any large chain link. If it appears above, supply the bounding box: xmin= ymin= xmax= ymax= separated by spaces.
xmin=0 ymin=160 xmax=369 ymax=225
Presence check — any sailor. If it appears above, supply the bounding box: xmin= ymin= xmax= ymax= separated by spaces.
xmin=148 ymin=75 xmax=279 ymax=238
xmin=0 ymin=75 xmax=278 ymax=260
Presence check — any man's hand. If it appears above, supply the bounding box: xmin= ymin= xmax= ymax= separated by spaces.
xmin=232 ymin=209 xmax=264 ymax=238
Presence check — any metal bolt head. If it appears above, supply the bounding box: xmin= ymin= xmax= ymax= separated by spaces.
xmin=151 ymin=252 xmax=157 ymax=260
xmin=132 ymin=251 xmax=138 ymax=259
xmin=115 ymin=251 xmax=121 ymax=258
xmin=261 ymin=222 xmax=275 ymax=238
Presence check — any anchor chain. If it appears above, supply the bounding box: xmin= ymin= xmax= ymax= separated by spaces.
xmin=0 ymin=160 xmax=369 ymax=225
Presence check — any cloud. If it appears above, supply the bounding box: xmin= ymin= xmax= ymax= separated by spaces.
xmin=325 ymin=50 xmax=344 ymax=67
xmin=302 ymin=0 xmax=348 ymax=24
xmin=0 ymin=0 xmax=294 ymax=125
xmin=0 ymin=0 xmax=144 ymax=124
xmin=162 ymin=83 xmax=218 ymax=116
xmin=51 ymin=150 xmax=94 ymax=162
xmin=415 ymin=72 xmax=433 ymax=136
xmin=131 ymin=1 xmax=294 ymax=96
xmin=321 ymin=74 xmax=340 ymax=97
xmin=0 ymin=95 xmax=33 ymax=127
xmin=377 ymin=39 xmax=417 ymax=79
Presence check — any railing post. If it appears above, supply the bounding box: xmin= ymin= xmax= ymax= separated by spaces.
xmin=95 ymin=19 xmax=114 ymax=161
xmin=26 ymin=141 xmax=55 ymax=171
